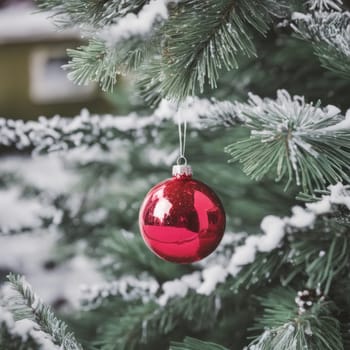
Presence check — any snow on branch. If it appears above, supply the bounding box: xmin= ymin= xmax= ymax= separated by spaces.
xmin=307 ymin=0 xmax=343 ymax=11
xmin=120 ymin=184 xmax=350 ymax=305
xmin=0 ymin=187 xmax=47 ymax=235
xmin=0 ymin=98 xmax=241 ymax=154
xmin=46 ymin=0 xmax=286 ymax=97
xmin=292 ymin=10 xmax=350 ymax=78
xmin=177 ymin=97 xmax=244 ymax=127
xmin=171 ymin=337 xmax=230 ymax=350
xmin=156 ymin=0 xmax=286 ymax=100
xmin=225 ymin=183 xmax=350 ymax=278
xmin=224 ymin=89 xmax=350 ymax=193
xmin=80 ymin=275 xmax=160 ymax=309
xmin=247 ymin=288 xmax=343 ymax=349
xmin=77 ymin=233 xmax=241 ymax=309
xmin=99 ymin=0 xmax=174 ymax=45
xmin=36 ymin=0 xmax=147 ymax=28
xmin=79 ymin=185 xmax=350 ymax=307
xmin=0 ymin=306 xmax=59 ymax=350
xmin=63 ymin=1 xmax=177 ymax=91
xmin=3 ymin=274 xmax=83 ymax=350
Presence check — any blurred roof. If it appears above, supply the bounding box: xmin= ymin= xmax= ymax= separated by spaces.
xmin=0 ymin=2 xmax=79 ymax=44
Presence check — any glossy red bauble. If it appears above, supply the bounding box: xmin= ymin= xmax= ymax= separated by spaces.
xmin=139 ymin=169 xmax=226 ymax=263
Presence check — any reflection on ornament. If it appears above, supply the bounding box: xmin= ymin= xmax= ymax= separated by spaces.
xmin=139 ymin=165 xmax=226 ymax=263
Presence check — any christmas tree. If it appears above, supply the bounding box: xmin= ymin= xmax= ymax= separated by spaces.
xmin=1 ymin=0 xmax=350 ymax=349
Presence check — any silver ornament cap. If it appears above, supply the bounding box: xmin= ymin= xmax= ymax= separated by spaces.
xmin=172 ymin=164 xmax=193 ymax=177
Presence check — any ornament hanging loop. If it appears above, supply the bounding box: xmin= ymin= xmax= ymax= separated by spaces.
xmin=177 ymin=116 xmax=187 ymax=162
xmin=173 ymin=115 xmax=192 ymax=176
xmin=176 ymin=155 xmax=187 ymax=166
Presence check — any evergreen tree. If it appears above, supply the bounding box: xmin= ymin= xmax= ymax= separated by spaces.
xmin=1 ymin=0 xmax=350 ymax=349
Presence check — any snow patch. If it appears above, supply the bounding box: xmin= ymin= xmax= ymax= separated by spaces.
xmin=258 ymin=216 xmax=285 ymax=252
xmin=0 ymin=155 xmax=76 ymax=192
xmin=329 ymin=183 xmax=350 ymax=208
xmin=100 ymin=0 xmax=172 ymax=44
xmin=197 ymin=265 xmax=228 ymax=295
xmin=322 ymin=109 xmax=350 ymax=131
xmin=0 ymin=232 xmax=102 ymax=308
xmin=0 ymin=188 xmax=43 ymax=230
xmin=286 ymin=206 xmax=316 ymax=228
xmin=158 ymin=279 xmax=189 ymax=306
xmin=0 ymin=310 xmax=59 ymax=350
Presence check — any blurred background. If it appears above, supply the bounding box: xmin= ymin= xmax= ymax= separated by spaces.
xmin=0 ymin=0 xmax=123 ymax=311
xmin=0 ymin=0 xmax=113 ymax=119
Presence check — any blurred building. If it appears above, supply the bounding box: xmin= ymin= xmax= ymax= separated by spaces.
xmin=0 ymin=0 xmax=112 ymax=119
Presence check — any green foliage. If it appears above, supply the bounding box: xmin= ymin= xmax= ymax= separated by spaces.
xmin=99 ymin=231 xmax=192 ymax=282
xmin=230 ymin=190 xmax=350 ymax=295
xmin=209 ymin=35 xmax=350 ymax=109
xmin=293 ymin=11 xmax=350 ymax=80
xmin=231 ymin=252 xmax=287 ymax=292
xmin=93 ymin=293 xmax=220 ymax=350
xmin=291 ymin=227 xmax=350 ymax=294
xmin=224 ymin=90 xmax=350 ymax=193
xmin=39 ymin=0 xmax=288 ymax=99
xmin=5 ymin=274 xmax=83 ymax=350
xmin=94 ymin=302 xmax=158 ymax=350
xmin=248 ymin=288 xmax=343 ymax=350
xmin=66 ymin=38 xmax=150 ymax=92
xmin=170 ymin=337 xmax=229 ymax=350
xmin=149 ymin=0 xmax=285 ymax=100
xmin=36 ymin=0 xmax=147 ymax=27
xmin=0 ymin=320 xmax=40 ymax=350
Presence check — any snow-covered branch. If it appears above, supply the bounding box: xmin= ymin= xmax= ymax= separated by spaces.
xmin=292 ymin=10 xmax=350 ymax=78
xmin=0 ymin=306 xmax=59 ymax=350
xmin=80 ymin=275 xmax=159 ymax=309
xmin=2 ymin=274 xmax=83 ymax=350
xmin=78 ymin=184 xmax=350 ymax=307
xmin=151 ymin=184 xmax=350 ymax=304
xmin=307 ymin=0 xmax=343 ymax=11
xmin=0 ymin=98 xmax=241 ymax=154
xmin=225 ymin=90 xmax=350 ymax=192
xmin=99 ymin=0 xmax=174 ymax=45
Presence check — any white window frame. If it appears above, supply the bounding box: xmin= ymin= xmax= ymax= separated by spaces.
xmin=29 ymin=46 xmax=95 ymax=104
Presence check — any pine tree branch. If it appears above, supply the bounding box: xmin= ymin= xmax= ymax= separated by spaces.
xmin=38 ymin=0 xmax=288 ymax=99
xmin=131 ymin=183 xmax=350 ymax=303
xmin=292 ymin=10 xmax=350 ymax=79
xmin=223 ymin=90 xmax=350 ymax=193
xmin=0 ymin=177 xmax=62 ymax=236
xmin=79 ymin=183 xmax=350 ymax=314
xmin=0 ymin=98 xmax=241 ymax=154
xmin=0 ymin=307 xmax=43 ymax=350
xmin=0 ymin=109 xmax=169 ymax=153
xmin=65 ymin=38 xmax=149 ymax=91
xmin=99 ymin=230 xmax=192 ymax=283
xmin=307 ymin=0 xmax=343 ymax=11
xmin=248 ymin=288 xmax=343 ymax=350
xmin=48 ymin=0 xmax=167 ymax=91
xmin=36 ymin=0 xmax=148 ymax=28
xmin=291 ymin=228 xmax=350 ymax=294
xmin=80 ymin=274 xmax=160 ymax=310
xmin=230 ymin=183 xmax=350 ymax=292
xmin=94 ymin=292 xmax=220 ymax=350
xmin=150 ymin=0 xmax=287 ymax=100
xmin=170 ymin=337 xmax=229 ymax=350
xmin=5 ymin=274 xmax=83 ymax=350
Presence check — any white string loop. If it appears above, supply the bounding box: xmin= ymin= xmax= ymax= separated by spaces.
xmin=177 ymin=116 xmax=187 ymax=165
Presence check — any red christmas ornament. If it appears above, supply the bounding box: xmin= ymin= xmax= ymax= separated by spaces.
xmin=139 ymin=164 xmax=226 ymax=263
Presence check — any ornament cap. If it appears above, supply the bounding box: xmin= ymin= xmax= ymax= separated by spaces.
xmin=172 ymin=164 xmax=193 ymax=177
